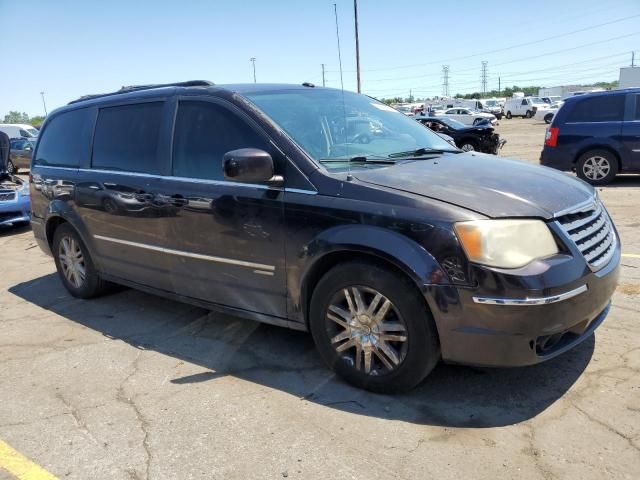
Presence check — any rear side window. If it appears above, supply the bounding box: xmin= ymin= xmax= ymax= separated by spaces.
xmin=34 ymin=108 xmax=92 ymax=167
xmin=92 ymin=102 xmax=163 ymax=174
xmin=566 ymin=95 xmax=625 ymax=123
xmin=172 ymin=101 xmax=269 ymax=180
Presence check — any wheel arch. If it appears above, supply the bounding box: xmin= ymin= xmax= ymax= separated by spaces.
xmin=574 ymin=145 xmax=622 ymax=170
xmin=297 ymin=225 xmax=449 ymax=329
xmin=44 ymin=205 xmax=101 ymax=269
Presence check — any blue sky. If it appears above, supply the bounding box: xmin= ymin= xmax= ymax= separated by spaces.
xmin=1 ymin=0 xmax=639 ymax=116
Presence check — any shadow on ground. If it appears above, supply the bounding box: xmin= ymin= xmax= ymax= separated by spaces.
xmin=0 ymin=223 xmax=31 ymax=237
xmin=599 ymin=175 xmax=640 ymax=189
xmin=9 ymin=273 xmax=595 ymax=428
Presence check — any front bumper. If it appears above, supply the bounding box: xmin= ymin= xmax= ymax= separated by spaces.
xmin=0 ymin=194 xmax=31 ymax=226
xmin=428 ymin=238 xmax=620 ymax=367
xmin=480 ymin=134 xmax=506 ymax=154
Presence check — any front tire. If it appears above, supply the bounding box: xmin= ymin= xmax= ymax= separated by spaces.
xmin=309 ymin=261 xmax=440 ymax=393
xmin=576 ymin=150 xmax=618 ymax=186
xmin=460 ymin=140 xmax=477 ymax=152
xmin=52 ymin=223 xmax=110 ymax=298
xmin=544 ymin=113 xmax=553 ymax=124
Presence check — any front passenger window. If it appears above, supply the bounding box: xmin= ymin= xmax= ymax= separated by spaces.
xmin=172 ymin=101 xmax=270 ymax=181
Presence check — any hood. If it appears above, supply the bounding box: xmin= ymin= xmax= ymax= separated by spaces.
xmin=0 ymin=131 xmax=9 ymax=174
xmin=353 ymin=153 xmax=594 ymax=219
xmin=456 ymin=124 xmax=494 ymax=134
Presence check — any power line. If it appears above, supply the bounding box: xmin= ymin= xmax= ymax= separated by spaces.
xmin=338 ymin=32 xmax=639 ymax=85
xmin=365 ymin=53 xmax=635 ymax=94
xmin=334 ymin=14 xmax=640 ymax=73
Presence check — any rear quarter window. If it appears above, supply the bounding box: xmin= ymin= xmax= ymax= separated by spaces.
xmin=92 ymin=102 xmax=164 ymax=174
xmin=34 ymin=108 xmax=93 ymax=167
xmin=566 ymin=95 xmax=625 ymax=123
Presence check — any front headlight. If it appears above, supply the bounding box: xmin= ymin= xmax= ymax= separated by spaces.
xmin=454 ymin=219 xmax=558 ymax=268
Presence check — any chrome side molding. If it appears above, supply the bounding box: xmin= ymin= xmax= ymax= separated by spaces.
xmin=472 ymin=284 xmax=588 ymax=306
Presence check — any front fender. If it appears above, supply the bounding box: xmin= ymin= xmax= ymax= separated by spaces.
xmin=303 ymin=224 xmax=449 ymax=287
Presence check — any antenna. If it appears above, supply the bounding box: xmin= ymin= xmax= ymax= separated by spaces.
xmin=334 ymin=2 xmax=351 ymax=178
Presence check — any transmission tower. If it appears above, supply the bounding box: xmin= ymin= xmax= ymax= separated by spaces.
xmin=481 ymin=61 xmax=488 ymax=96
xmin=442 ymin=65 xmax=450 ymax=97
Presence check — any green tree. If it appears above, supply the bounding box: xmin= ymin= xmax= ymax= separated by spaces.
xmin=3 ymin=111 xmax=30 ymax=123
xmin=29 ymin=115 xmax=46 ymax=127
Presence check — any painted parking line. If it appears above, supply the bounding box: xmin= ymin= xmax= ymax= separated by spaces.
xmin=0 ymin=439 xmax=58 ymax=480
xmin=622 ymin=253 xmax=640 ymax=259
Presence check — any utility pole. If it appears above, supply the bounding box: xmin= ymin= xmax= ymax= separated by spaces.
xmin=40 ymin=91 xmax=48 ymax=116
xmin=481 ymin=61 xmax=488 ymax=96
xmin=250 ymin=57 xmax=257 ymax=83
xmin=354 ymin=0 xmax=361 ymax=93
xmin=442 ymin=65 xmax=450 ymax=97
xmin=321 ymin=63 xmax=326 ymax=87
xmin=409 ymin=88 xmax=412 ymax=102
xmin=498 ymin=77 xmax=501 ymax=96
xmin=633 ymin=51 xmax=636 ymax=67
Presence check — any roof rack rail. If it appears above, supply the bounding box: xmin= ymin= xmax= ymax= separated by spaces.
xmin=68 ymin=80 xmax=214 ymax=105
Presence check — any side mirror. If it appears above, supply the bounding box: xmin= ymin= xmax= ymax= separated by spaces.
xmin=223 ymin=148 xmax=281 ymax=185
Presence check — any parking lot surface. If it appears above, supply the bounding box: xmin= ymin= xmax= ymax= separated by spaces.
xmin=1 ymin=119 xmax=639 ymax=479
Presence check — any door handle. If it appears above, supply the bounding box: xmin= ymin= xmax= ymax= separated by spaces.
xmin=135 ymin=192 xmax=154 ymax=201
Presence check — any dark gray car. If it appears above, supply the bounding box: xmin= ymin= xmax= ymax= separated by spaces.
xmin=8 ymin=138 xmax=35 ymax=174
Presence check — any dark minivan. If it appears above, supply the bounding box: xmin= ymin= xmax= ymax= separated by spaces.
xmin=541 ymin=88 xmax=640 ymax=185
xmin=30 ymin=81 xmax=620 ymax=392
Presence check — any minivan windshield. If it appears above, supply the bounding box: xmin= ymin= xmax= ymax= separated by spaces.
xmin=244 ymin=88 xmax=457 ymax=170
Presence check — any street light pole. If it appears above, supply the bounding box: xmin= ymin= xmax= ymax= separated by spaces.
xmin=40 ymin=91 xmax=48 ymax=116
xmin=250 ymin=57 xmax=257 ymax=83
xmin=354 ymin=0 xmax=361 ymax=93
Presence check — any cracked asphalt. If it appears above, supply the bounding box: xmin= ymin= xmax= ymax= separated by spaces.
xmin=1 ymin=119 xmax=639 ymax=479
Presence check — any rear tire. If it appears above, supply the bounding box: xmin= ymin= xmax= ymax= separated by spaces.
xmin=309 ymin=261 xmax=440 ymax=393
xmin=576 ymin=149 xmax=618 ymax=186
xmin=52 ymin=223 xmax=110 ymax=299
xmin=544 ymin=113 xmax=553 ymax=124
xmin=525 ymin=110 xmax=532 ymax=118
xmin=506 ymin=111 xmax=512 ymax=119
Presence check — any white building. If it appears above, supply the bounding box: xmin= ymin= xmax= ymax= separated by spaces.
xmin=619 ymin=67 xmax=640 ymax=89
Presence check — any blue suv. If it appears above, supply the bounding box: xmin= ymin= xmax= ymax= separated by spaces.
xmin=541 ymin=88 xmax=640 ymax=185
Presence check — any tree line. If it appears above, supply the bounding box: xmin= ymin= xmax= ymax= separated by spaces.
xmin=2 ymin=111 xmax=46 ymax=127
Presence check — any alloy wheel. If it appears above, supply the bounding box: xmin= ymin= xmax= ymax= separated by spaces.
xmin=326 ymin=286 xmax=408 ymax=376
xmin=461 ymin=143 xmax=475 ymax=152
xmin=583 ymin=156 xmax=611 ymax=181
xmin=58 ymin=236 xmax=86 ymax=288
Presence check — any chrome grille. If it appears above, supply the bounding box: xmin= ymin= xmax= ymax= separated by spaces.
xmin=0 ymin=192 xmax=16 ymax=201
xmin=555 ymin=200 xmax=616 ymax=270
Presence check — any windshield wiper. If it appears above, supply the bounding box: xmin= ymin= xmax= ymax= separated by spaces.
xmin=387 ymin=147 xmax=456 ymax=158
xmin=320 ymin=155 xmax=396 ymax=165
